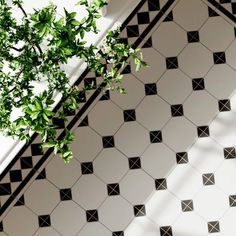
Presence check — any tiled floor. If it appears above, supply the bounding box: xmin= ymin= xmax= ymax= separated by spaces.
xmin=1 ymin=0 xmax=236 ymax=235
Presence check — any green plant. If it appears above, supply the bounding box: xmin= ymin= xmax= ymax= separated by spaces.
xmin=0 ymin=0 xmax=147 ymax=162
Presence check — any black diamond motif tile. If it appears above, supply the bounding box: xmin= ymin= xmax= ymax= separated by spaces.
xmin=197 ymin=126 xmax=210 ymax=137
xmin=20 ymin=156 xmax=33 ymax=169
xmin=218 ymin=99 xmax=231 ymax=112
xmin=187 ymin=31 xmax=200 ymax=43
xmin=126 ymin=25 xmax=139 ymax=38
xmin=129 ymin=157 xmax=141 ymax=169
xmin=213 ymin=52 xmax=226 ymax=64
xmin=163 ymin=11 xmax=173 ymax=22
xmin=134 ymin=204 xmax=146 ymax=217
xmin=100 ymin=90 xmax=110 ymax=101
xmin=148 ymin=0 xmax=160 ymax=11
xmin=208 ymin=7 xmax=219 ymax=17
xmin=36 ymin=169 xmax=46 ymax=180
xmin=145 ymin=83 xmax=157 ymax=95
xmin=137 ymin=12 xmax=150 ymax=24
xmin=122 ymin=65 xmax=131 ymax=74
xmin=150 ymin=130 xmax=162 ymax=143
xmin=224 ymin=147 xmax=236 ymax=159
xmin=112 ymin=231 xmax=124 ymax=236
xmin=84 ymin=77 xmax=97 ymax=90
xmin=229 ymin=195 xmax=236 ymax=207
xmin=0 ymin=183 xmax=11 ymax=196
xmin=192 ymin=78 xmax=205 ymax=90
xmin=107 ymin=183 xmax=120 ymax=196
xmin=9 ymin=169 xmax=22 ymax=182
xmin=52 ymin=117 xmax=65 ymax=129
xmin=0 ymin=222 xmax=3 ymax=232
xmin=155 ymin=178 xmax=167 ymax=190
xmin=181 ymin=199 xmax=194 ymax=212
xmin=86 ymin=210 xmax=99 ymax=222
xmin=102 ymin=136 xmax=115 ymax=148
xmin=79 ymin=116 xmax=89 ymax=127
xmin=76 ymin=90 xmax=86 ymax=103
xmin=234 ymin=28 xmax=236 ymax=38
xmin=14 ymin=195 xmax=25 ymax=206
xmin=63 ymin=106 xmax=76 ymax=116
xmin=208 ymin=221 xmax=220 ymax=233
xmin=160 ymin=226 xmax=173 ymax=236
xmin=202 ymin=173 xmax=215 ymax=186
xmin=81 ymin=162 xmax=93 ymax=175
xmin=124 ymin=109 xmax=136 ymax=122
xmin=171 ymin=104 xmax=184 ymax=117
xmin=142 ymin=37 xmax=152 ymax=48
xmin=166 ymin=57 xmax=178 ymax=69
xmin=31 ymin=143 xmax=44 ymax=156
xmin=38 ymin=215 xmax=51 ymax=227
xmin=176 ymin=152 xmax=188 ymax=164
xmin=233 ymin=2 xmax=236 ymax=14
xmin=60 ymin=188 xmax=72 ymax=201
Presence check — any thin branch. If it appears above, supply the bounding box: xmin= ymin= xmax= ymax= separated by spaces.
xmin=18 ymin=5 xmax=27 ymax=18
xmin=11 ymin=46 xmax=24 ymax=52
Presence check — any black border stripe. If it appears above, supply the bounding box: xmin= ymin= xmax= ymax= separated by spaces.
xmin=208 ymin=0 xmax=236 ymax=23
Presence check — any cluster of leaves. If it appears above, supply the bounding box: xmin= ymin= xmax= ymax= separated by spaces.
xmin=0 ymin=0 xmax=147 ymax=163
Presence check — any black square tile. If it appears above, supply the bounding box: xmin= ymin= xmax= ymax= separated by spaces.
xmin=218 ymin=99 xmax=231 ymax=112
xmin=208 ymin=7 xmax=219 ymax=17
xmin=122 ymin=65 xmax=131 ymax=74
xmin=79 ymin=116 xmax=89 ymax=127
xmin=229 ymin=195 xmax=236 ymax=207
xmin=232 ymin=2 xmax=236 ymax=14
xmin=202 ymin=173 xmax=215 ymax=185
xmin=0 ymin=183 xmax=12 ymax=196
xmin=166 ymin=57 xmax=178 ymax=69
xmin=60 ymin=188 xmax=72 ymax=201
xmin=213 ymin=52 xmax=226 ymax=64
xmin=126 ymin=25 xmax=139 ymax=38
xmin=0 ymin=222 xmax=3 ymax=232
xmin=81 ymin=162 xmax=94 ymax=175
xmin=124 ymin=109 xmax=136 ymax=122
xmin=112 ymin=231 xmax=124 ymax=236
xmin=129 ymin=157 xmax=141 ymax=169
xmin=102 ymin=136 xmax=115 ymax=148
xmin=86 ymin=210 xmax=99 ymax=222
xmin=187 ymin=31 xmax=200 ymax=43
xmin=52 ymin=117 xmax=65 ymax=129
xmin=155 ymin=178 xmax=167 ymax=190
xmin=38 ymin=215 xmax=51 ymax=227
xmin=31 ymin=143 xmax=44 ymax=156
xmin=134 ymin=204 xmax=146 ymax=217
xmin=63 ymin=106 xmax=76 ymax=116
xmin=145 ymin=83 xmax=157 ymax=95
xmin=142 ymin=37 xmax=153 ymax=48
xmin=76 ymin=90 xmax=86 ymax=103
xmin=208 ymin=221 xmax=220 ymax=233
xmin=150 ymin=130 xmax=162 ymax=143
xmin=148 ymin=0 xmax=160 ymax=11
xmin=20 ymin=156 xmax=33 ymax=169
xmin=119 ymin=38 xmax=128 ymax=45
xmin=84 ymin=77 xmax=97 ymax=90
xmin=171 ymin=104 xmax=184 ymax=117
xmin=14 ymin=195 xmax=25 ymax=206
xmin=181 ymin=199 xmax=194 ymax=212
xmin=100 ymin=90 xmax=110 ymax=101
xmin=197 ymin=126 xmax=210 ymax=138
xmin=10 ymin=169 xmax=22 ymax=182
xmin=224 ymin=147 xmax=236 ymax=159
xmin=107 ymin=183 xmax=120 ymax=196
xmin=176 ymin=152 xmax=188 ymax=164
xmin=192 ymin=78 xmax=205 ymax=90
xmin=137 ymin=12 xmax=150 ymax=24
xmin=160 ymin=226 xmax=173 ymax=236
xmin=163 ymin=11 xmax=173 ymax=22
xmin=36 ymin=169 xmax=46 ymax=180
